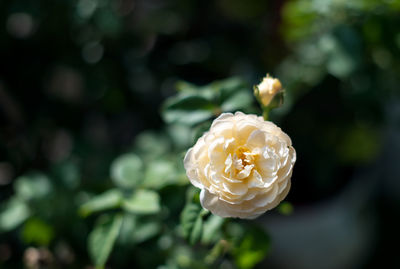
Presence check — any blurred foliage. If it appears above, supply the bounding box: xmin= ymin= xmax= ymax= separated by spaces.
xmin=0 ymin=0 xmax=400 ymax=268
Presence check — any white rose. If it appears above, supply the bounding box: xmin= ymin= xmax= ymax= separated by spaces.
xmin=184 ymin=112 xmax=296 ymax=219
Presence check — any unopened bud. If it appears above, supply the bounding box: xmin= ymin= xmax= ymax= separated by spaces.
xmin=254 ymin=75 xmax=283 ymax=107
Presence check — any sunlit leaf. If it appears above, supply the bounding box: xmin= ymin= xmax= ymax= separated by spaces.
xmin=214 ymin=77 xmax=248 ymax=102
xmin=14 ymin=173 xmax=53 ymax=201
xmin=79 ymin=189 xmax=123 ymax=217
xmin=88 ymin=214 xmax=123 ymax=268
xmin=118 ymin=214 xmax=161 ymax=245
xmin=142 ymin=160 xmax=183 ymax=189
xmin=232 ymin=224 xmax=270 ymax=269
xmin=111 ymin=154 xmax=143 ymax=188
xmin=221 ymin=91 xmax=253 ymax=112
xmin=131 ymin=219 xmax=161 ymax=243
xmin=201 ymin=215 xmax=224 ymax=244
xmin=278 ymin=201 xmax=294 ymax=216
xmin=162 ymin=93 xmax=215 ymax=126
xmin=22 ymin=218 xmax=54 ymax=246
xmin=180 ymin=203 xmax=208 ymax=245
xmin=122 ymin=189 xmax=160 ymax=214
xmin=134 ymin=132 xmax=170 ymax=159
xmin=0 ymin=198 xmax=30 ymax=232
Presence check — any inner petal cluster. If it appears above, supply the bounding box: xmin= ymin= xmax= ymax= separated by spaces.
xmin=224 ymin=146 xmax=257 ymax=180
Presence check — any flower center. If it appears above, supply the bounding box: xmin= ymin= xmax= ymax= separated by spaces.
xmin=236 ymin=146 xmax=253 ymax=167
xmin=224 ymin=146 xmax=258 ymax=180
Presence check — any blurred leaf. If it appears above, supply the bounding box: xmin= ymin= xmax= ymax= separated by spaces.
xmin=122 ymin=189 xmax=160 ymax=214
xmin=111 ymin=154 xmax=143 ymax=189
xmin=162 ymin=94 xmax=215 ymax=126
xmin=232 ymin=225 xmax=270 ymax=269
xmin=278 ymin=201 xmax=294 ymax=216
xmin=118 ymin=214 xmax=161 ymax=245
xmin=281 ymin=0 xmax=316 ymax=41
xmin=337 ymin=124 xmax=381 ymax=164
xmin=163 ymin=77 xmax=254 ymax=126
xmin=221 ymin=91 xmax=253 ymax=112
xmin=94 ymin=7 xmax=122 ymax=37
xmin=319 ymin=27 xmax=363 ymax=78
xmin=14 ymin=173 xmax=53 ymax=201
xmin=190 ymin=214 xmax=203 ymax=245
xmin=117 ymin=214 xmax=137 ymax=245
xmin=180 ymin=203 xmax=208 ymax=245
xmin=0 ymin=198 xmax=30 ymax=232
xmin=79 ymin=189 xmax=123 ymax=217
xmin=134 ymin=132 xmax=170 ymax=159
xmin=142 ymin=160 xmax=185 ymax=189
xmin=176 ymin=81 xmax=200 ymax=93
xmin=214 ymin=77 xmax=248 ymax=103
xmin=52 ymin=160 xmax=80 ymax=189
xmin=201 ymin=215 xmax=224 ymax=244
xmin=167 ymin=124 xmax=192 ymax=150
xmin=22 ymin=218 xmax=54 ymax=246
xmin=131 ymin=218 xmax=161 ymax=243
xmin=191 ymin=120 xmax=212 ymax=142
xmin=88 ymin=214 xmax=123 ymax=268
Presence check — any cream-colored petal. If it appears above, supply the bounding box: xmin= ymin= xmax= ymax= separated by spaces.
xmin=183 ymin=148 xmax=203 ymax=189
xmin=236 ymin=164 xmax=254 ymax=180
xmin=200 ymin=189 xmax=236 ymax=218
xmin=251 ymin=184 xmax=279 ymax=207
xmin=247 ymin=170 xmax=264 ymax=188
xmin=222 ymin=181 xmax=248 ymax=196
xmin=208 ymin=137 xmax=225 ymax=164
xmin=246 ymin=129 xmax=267 ymax=149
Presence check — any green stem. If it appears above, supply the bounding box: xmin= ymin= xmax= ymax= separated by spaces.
xmin=262 ymin=108 xmax=270 ymax=121
xmin=205 ymin=239 xmax=229 ymax=265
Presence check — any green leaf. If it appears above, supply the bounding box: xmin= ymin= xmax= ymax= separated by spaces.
xmin=142 ymin=160 xmax=184 ymax=189
xmin=134 ymin=132 xmax=170 ymax=159
xmin=22 ymin=218 xmax=54 ymax=246
xmin=79 ymin=189 xmax=123 ymax=217
xmin=190 ymin=213 xmax=203 ymax=245
xmin=167 ymin=124 xmax=192 ymax=150
xmin=111 ymin=154 xmax=143 ymax=188
xmin=162 ymin=77 xmax=254 ymax=126
xmin=221 ymin=91 xmax=253 ymax=112
xmin=122 ymin=190 xmax=160 ymax=214
xmin=232 ymin=225 xmax=270 ymax=269
xmin=131 ymin=219 xmax=160 ymax=243
xmin=319 ymin=27 xmax=362 ymax=78
xmin=201 ymin=215 xmax=224 ymax=244
xmin=88 ymin=214 xmax=123 ymax=268
xmin=336 ymin=124 xmax=381 ymax=164
xmin=52 ymin=160 xmax=80 ymax=189
xmin=14 ymin=173 xmax=53 ymax=201
xmin=214 ymin=77 xmax=248 ymax=102
xmin=118 ymin=214 xmax=160 ymax=245
xmin=278 ymin=201 xmax=294 ymax=216
xmin=162 ymin=94 xmax=215 ymax=125
xmin=0 ymin=198 xmax=30 ymax=232
xmin=180 ymin=203 xmax=208 ymax=245
xmin=175 ymin=81 xmax=200 ymax=93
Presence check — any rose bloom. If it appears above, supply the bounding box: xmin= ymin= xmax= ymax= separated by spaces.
xmin=184 ymin=112 xmax=296 ymax=219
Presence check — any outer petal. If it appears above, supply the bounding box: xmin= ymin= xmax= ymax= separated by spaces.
xmin=183 ymin=147 xmax=203 ymax=189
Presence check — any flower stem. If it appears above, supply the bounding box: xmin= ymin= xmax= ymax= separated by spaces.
xmin=262 ymin=108 xmax=270 ymax=121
